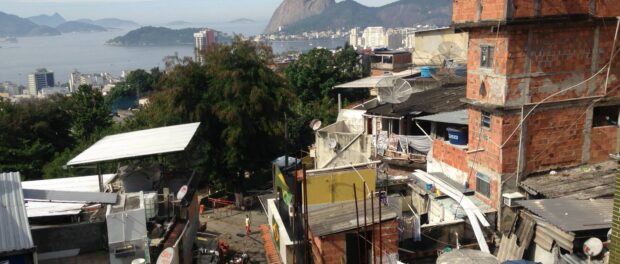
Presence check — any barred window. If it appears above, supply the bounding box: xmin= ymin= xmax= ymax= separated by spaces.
xmin=476 ymin=172 xmax=491 ymax=198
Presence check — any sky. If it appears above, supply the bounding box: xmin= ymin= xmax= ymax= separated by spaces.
xmin=2 ymin=0 xmax=399 ymax=25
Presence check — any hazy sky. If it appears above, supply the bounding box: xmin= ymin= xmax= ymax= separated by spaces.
xmin=2 ymin=0 xmax=398 ymax=24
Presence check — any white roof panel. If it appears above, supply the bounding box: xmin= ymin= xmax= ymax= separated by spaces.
xmin=0 ymin=172 xmax=34 ymax=253
xmin=22 ymin=174 xmax=115 ymax=218
xmin=333 ymin=70 xmax=419 ymax=89
xmin=67 ymin=122 xmax=200 ymax=166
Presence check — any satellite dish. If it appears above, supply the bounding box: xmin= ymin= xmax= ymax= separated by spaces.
xmin=156 ymin=247 xmax=175 ymax=264
xmin=377 ymin=77 xmax=414 ymax=104
xmin=309 ymin=119 xmax=322 ymax=131
xmin=583 ymin=237 xmax=603 ymax=257
xmin=176 ymin=185 xmax=188 ymax=200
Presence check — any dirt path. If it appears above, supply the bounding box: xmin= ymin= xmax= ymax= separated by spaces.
xmin=201 ymin=207 xmax=269 ymax=263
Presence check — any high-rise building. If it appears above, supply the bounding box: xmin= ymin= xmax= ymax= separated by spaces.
xmin=193 ymin=29 xmax=216 ymax=63
xmin=349 ymin=27 xmax=359 ymax=47
xmin=27 ymin=68 xmax=54 ymax=96
xmin=362 ymin=27 xmax=386 ymax=49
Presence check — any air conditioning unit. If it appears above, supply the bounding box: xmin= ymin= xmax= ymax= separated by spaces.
xmin=502 ymin=192 xmax=525 ymax=207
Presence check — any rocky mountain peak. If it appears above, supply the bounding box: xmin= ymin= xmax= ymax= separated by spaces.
xmin=264 ymin=0 xmax=336 ymax=33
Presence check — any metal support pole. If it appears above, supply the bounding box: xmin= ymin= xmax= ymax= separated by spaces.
xmin=97 ymin=163 xmax=103 ymax=192
xmin=354 ymin=184 xmax=361 ymax=264
xmin=371 ymin=189 xmax=375 ymax=264
xmin=379 ymin=190 xmax=382 ymax=264
xmin=363 ymin=185 xmax=368 ymax=264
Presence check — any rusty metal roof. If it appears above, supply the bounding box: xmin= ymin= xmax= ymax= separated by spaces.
xmin=517 ymin=199 xmax=612 ymax=232
xmin=520 ymin=162 xmax=616 ymax=199
xmin=0 ymin=172 xmax=34 ymax=253
xmin=365 ymin=85 xmax=466 ymax=118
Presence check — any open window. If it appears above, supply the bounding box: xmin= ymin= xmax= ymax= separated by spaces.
xmin=593 ymin=105 xmax=619 ymax=127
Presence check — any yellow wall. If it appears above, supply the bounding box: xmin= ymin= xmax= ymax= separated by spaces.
xmin=304 ymin=168 xmax=376 ymax=205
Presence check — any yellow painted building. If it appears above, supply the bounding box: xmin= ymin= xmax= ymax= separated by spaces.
xmin=304 ymin=163 xmax=377 ymax=205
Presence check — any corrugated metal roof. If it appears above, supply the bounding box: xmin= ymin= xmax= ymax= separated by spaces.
xmin=520 ymin=161 xmax=616 ymax=199
xmin=333 ymin=70 xmax=419 ymax=89
xmin=365 ymin=85 xmax=466 ymax=117
xmin=67 ymin=122 xmax=200 ymax=166
xmin=414 ymin=109 xmax=469 ymax=125
xmin=22 ymin=174 xmax=115 ymax=218
xmin=0 ymin=172 xmax=34 ymax=253
xmin=517 ymin=199 xmax=612 ymax=232
xmin=23 ymin=189 xmax=118 ymax=204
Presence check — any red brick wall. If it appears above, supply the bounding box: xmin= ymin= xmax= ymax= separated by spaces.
xmin=314 ymin=219 xmax=399 ymax=264
xmin=453 ymin=0 xmax=620 ymax=23
xmin=595 ymin=0 xmax=620 ymax=18
xmin=433 ymin=139 xmax=469 ymax=172
xmin=468 ymin=109 xmax=504 ymax=173
xmin=452 ymin=0 xmax=478 ymax=23
xmin=525 ymin=107 xmax=587 ymax=172
xmin=590 ymin=126 xmax=619 ymax=163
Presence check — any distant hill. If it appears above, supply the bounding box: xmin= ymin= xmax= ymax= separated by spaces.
xmin=107 ymin=26 xmax=199 ymax=46
xmin=267 ymin=0 xmax=452 ymax=34
xmin=56 ymin=21 xmax=107 ymax=33
xmin=167 ymin=20 xmax=193 ymax=27
xmin=77 ymin=18 xmax=140 ymax=29
xmin=107 ymin=26 xmax=232 ymax=46
xmin=28 ymin=12 xmax=66 ymax=27
xmin=0 ymin=11 xmax=61 ymax=37
xmin=229 ymin=18 xmax=256 ymax=24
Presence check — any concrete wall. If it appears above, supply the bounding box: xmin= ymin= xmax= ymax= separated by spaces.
xmin=413 ymin=29 xmax=469 ymax=66
xmin=267 ymin=199 xmax=294 ymax=264
xmin=315 ymin=131 xmax=372 ymax=168
xmin=31 ymin=222 xmax=106 ymax=254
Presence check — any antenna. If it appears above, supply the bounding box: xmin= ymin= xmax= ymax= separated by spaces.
xmin=376 ymin=77 xmax=414 ymax=104
xmin=327 ymin=138 xmax=339 ymax=152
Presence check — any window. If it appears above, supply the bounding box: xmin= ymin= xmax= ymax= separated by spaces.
xmin=481 ymin=111 xmax=491 ymax=129
xmin=480 ymin=45 xmax=494 ymax=68
xmin=383 ymin=56 xmax=393 ymax=64
xmin=593 ymin=105 xmax=620 ymax=127
xmin=476 ymin=172 xmax=491 ymax=197
xmin=391 ymin=119 xmax=400 ymax=134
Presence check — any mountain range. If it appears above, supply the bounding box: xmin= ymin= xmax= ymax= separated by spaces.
xmin=0 ymin=11 xmax=141 ymax=37
xmin=265 ymin=0 xmax=452 ymax=34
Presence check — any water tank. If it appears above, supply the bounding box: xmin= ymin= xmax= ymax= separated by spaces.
xmin=436 ymin=249 xmax=499 ymax=264
xmin=421 ymin=66 xmax=433 ymax=78
xmin=446 ymin=127 xmax=468 ymax=145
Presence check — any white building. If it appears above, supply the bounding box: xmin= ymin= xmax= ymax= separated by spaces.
xmin=362 ymin=26 xmax=386 ymax=49
xmin=349 ymin=27 xmax=359 ymax=47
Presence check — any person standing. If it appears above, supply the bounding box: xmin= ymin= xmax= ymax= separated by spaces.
xmin=245 ymin=214 xmax=251 ymax=236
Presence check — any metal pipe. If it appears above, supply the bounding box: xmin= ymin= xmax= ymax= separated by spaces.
xmin=379 ymin=190 xmax=382 ymax=264
xmin=371 ymin=189 xmax=375 ymax=264
xmin=353 ymin=184 xmax=361 ymax=264
xmin=97 ymin=163 xmax=103 ymax=192
xmin=303 ymin=166 xmax=309 ymax=264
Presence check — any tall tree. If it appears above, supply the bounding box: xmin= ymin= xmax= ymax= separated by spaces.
xmin=69 ymin=84 xmax=112 ymax=141
xmin=0 ymin=96 xmax=74 ymax=179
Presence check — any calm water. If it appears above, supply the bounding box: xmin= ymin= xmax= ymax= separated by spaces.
xmin=0 ymin=28 xmax=346 ymax=86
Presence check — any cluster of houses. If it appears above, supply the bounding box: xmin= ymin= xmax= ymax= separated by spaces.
xmin=261 ymin=1 xmax=620 ymax=264
xmin=2 ymin=1 xmax=620 ymax=264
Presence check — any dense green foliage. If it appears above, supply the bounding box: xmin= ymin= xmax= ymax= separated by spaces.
xmin=106 ymin=68 xmax=162 ymax=103
xmin=285 ymin=44 xmax=368 ymax=151
xmin=0 ymin=38 xmax=366 ymax=190
xmin=106 ymin=26 xmax=232 ymax=46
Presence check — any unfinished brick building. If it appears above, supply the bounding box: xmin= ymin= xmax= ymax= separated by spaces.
xmin=427 ymin=0 xmax=620 ymax=228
